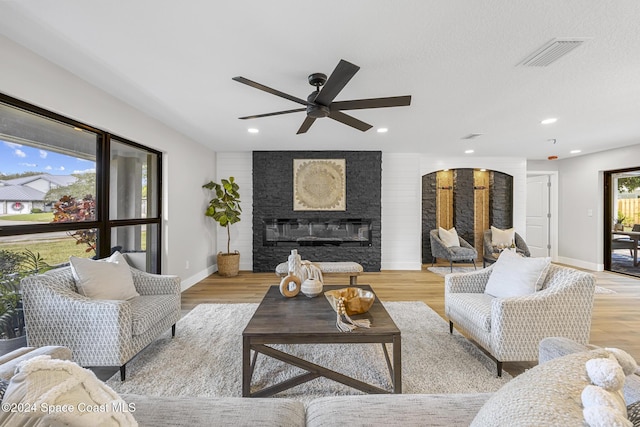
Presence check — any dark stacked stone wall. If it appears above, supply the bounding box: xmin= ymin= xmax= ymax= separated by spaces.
xmin=421 ymin=169 xmax=513 ymax=263
xmin=253 ymin=151 xmax=382 ymax=272
xmin=421 ymin=174 xmax=437 ymax=263
xmin=453 ymin=169 xmax=475 ymax=245
xmin=489 ymin=172 xmax=514 ymax=228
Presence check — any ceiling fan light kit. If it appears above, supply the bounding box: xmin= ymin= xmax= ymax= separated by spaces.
xmin=233 ymin=59 xmax=412 ymax=134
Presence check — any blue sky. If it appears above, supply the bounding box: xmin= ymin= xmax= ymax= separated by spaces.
xmin=0 ymin=140 xmax=95 ymax=176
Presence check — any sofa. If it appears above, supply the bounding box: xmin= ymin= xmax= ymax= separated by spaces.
xmin=0 ymin=340 xmax=638 ymax=426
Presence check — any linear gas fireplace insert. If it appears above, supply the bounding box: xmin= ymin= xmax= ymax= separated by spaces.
xmin=263 ymin=218 xmax=372 ymax=247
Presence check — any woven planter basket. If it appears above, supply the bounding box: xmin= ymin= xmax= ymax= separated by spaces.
xmin=217 ymin=251 xmax=240 ymax=277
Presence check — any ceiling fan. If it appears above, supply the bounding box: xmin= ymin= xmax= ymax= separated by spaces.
xmin=232 ymin=59 xmax=411 ymax=134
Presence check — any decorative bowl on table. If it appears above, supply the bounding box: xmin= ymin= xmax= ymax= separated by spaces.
xmin=324 ymin=287 xmax=375 ymax=316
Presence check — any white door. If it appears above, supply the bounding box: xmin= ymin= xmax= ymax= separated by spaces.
xmin=526 ymin=175 xmax=550 ymax=257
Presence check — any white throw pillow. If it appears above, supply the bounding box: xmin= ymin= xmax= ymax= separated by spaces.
xmin=0 ymin=355 xmax=137 ymax=427
xmin=438 ymin=227 xmax=460 ymax=247
xmin=491 ymin=226 xmax=515 ymax=247
xmin=484 ymin=249 xmax=551 ymax=298
xmin=70 ymin=251 xmax=139 ymax=300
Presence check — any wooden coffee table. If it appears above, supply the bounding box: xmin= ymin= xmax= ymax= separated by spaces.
xmin=242 ymin=284 xmax=402 ymax=397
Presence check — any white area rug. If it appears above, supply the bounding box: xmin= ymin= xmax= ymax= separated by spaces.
xmin=427 ymin=266 xmax=616 ymax=294
xmin=107 ymin=302 xmax=511 ymax=402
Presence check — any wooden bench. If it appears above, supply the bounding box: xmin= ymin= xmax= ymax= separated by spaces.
xmin=275 ymin=261 xmax=363 ymax=285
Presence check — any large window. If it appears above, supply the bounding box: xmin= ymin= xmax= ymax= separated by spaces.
xmin=0 ymin=93 xmax=162 ymax=273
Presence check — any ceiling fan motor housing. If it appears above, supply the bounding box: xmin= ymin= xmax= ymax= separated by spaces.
xmin=306 ymin=92 xmax=330 ymax=118
xmin=308 ymin=73 xmax=327 ymax=87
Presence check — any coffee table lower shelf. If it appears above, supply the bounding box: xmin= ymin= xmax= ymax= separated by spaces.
xmin=242 ymin=339 xmax=401 ymax=397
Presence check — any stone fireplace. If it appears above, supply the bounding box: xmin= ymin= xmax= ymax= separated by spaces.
xmin=253 ymin=151 xmax=381 ymax=272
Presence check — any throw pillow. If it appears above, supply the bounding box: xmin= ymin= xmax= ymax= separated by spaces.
xmin=582 ymin=355 xmax=629 ymax=426
xmin=70 ymin=251 xmax=139 ymax=300
xmin=628 ymin=401 xmax=640 ymax=427
xmin=470 ymin=348 xmax=614 ymax=426
xmin=491 ymin=225 xmax=515 ymax=247
xmin=0 ymin=355 xmax=137 ymax=427
xmin=438 ymin=227 xmax=460 ymax=247
xmin=484 ymin=249 xmax=551 ymax=298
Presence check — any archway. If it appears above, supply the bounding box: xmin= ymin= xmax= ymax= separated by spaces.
xmin=422 ymin=168 xmax=514 ymax=264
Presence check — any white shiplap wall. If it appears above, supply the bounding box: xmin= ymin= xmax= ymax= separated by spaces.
xmin=381 ymin=153 xmax=423 ymax=270
xmin=216 ymin=152 xmax=253 ymax=271
xmin=212 ymin=152 xmax=526 ymax=272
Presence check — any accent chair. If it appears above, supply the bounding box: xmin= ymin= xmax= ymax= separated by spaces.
xmin=21 ymin=265 xmax=181 ymax=381
xmin=445 ymin=263 xmax=595 ymax=377
xmin=482 ymin=229 xmax=531 ymax=267
xmin=429 ymin=229 xmax=478 ymax=272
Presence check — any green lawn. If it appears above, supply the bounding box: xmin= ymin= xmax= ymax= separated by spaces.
xmin=0 ymin=212 xmax=53 ymax=222
xmin=1 ymin=238 xmax=93 ymax=266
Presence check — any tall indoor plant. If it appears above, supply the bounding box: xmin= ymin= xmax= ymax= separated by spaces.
xmin=203 ymin=177 xmax=242 ymax=276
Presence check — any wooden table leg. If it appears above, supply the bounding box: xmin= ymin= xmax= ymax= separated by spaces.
xmin=393 ymin=335 xmax=402 ymax=393
xmin=242 ymin=336 xmax=251 ymax=397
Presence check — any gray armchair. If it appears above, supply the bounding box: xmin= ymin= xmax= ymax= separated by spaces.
xmin=429 ymin=229 xmax=478 ymax=272
xmin=21 ymin=265 xmax=181 ymax=381
xmin=483 ymin=229 xmax=531 ymax=267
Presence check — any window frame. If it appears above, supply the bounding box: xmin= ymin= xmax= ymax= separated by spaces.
xmin=0 ymin=92 xmax=163 ymax=273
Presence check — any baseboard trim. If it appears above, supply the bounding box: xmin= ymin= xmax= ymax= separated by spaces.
xmin=180 ymin=265 xmax=216 ymax=292
xmin=380 ymin=261 xmax=422 ymax=270
xmin=556 ymin=256 xmax=603 ymax=272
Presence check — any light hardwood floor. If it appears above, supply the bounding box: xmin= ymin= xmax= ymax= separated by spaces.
xmin=182 ymin=263 xmax=640 ymax=377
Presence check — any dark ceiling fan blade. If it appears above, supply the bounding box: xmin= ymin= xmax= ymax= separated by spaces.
xmin=296 ymin=116 xmax=316 ymax=134
xmin=239 ymin=108 xmax=306 ymax=120
xmin=232 ymin=76 xmax=308 ymax=106
xmin=331 ymin=95 xmax=412 ymax=111
xmin=314 ymin=60 xmax=360 ymax=106
xmin=328 ymin=111 xmax=373 ymax=132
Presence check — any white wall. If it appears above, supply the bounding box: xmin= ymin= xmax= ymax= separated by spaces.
xmin=215 ymin=153 xmax=253 ymax=271
xmin=553 ymin=144 xmax=640 ymax=271
xmin=195 ymin=152 xmax=530 ymax=272
xmin=0 ymin=35 xmax=217 ymax=290
xmin=381 ymin=153 xmax=422 ymax=270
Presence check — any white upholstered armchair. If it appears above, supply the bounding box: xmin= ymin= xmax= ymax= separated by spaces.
xmin=21 ymin=266 xmax=181 ymax=380
xmin=445 ymin=263 xmax=595 ymax=376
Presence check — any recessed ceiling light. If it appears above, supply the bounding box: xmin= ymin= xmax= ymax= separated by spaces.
xmin=248 ymin=128 xmax=259 ymax=134
xmin=377 ymin=128 xmax=388 ymax=133
xmin=541 ymin=118 xmax=557 ymax=125
xmin=570 ymin=149 xmax=581 ymax=154
xmin=465 ymin=149 xmax=474 ymax=154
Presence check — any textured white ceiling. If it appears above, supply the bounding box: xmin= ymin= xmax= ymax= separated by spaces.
xmin=1 ymin=0 xmax=639 ymax=160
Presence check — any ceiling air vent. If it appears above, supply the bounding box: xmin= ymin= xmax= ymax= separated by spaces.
xmin=519 ymin=38 xmax=589 ymax=67
xmin=461 ymin=133 xmax=483 ymax=140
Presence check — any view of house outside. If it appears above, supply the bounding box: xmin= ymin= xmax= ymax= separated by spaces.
xmin=1 ymin=138 xmax=98 ymax=271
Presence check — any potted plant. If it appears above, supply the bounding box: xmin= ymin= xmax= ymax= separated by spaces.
xmin=203 ymin=177 xmax=242 ymax=277
xmin=0 ymin=249 xmax=50 ymax=355
xmin=614 ymin=212 xmax=626 ymax=231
